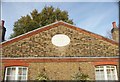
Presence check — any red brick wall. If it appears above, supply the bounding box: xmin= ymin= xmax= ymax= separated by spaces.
xmin=2 ymin=57 xmax=119 ymax=80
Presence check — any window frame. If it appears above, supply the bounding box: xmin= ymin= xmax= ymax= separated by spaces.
xmin=95 ymin=65 xmax=118 ymax=80
xmin=5 ymin=66 xmax=28 ymax=80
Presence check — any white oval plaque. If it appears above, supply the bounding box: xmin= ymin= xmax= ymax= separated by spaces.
xmin=52 ymin=34 xmax=70 ymax=47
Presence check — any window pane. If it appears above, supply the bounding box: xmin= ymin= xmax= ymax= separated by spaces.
xmin=22 ymin=76 xmax=26 ymax=80
xmin=6 ymin=76 xmax=10 ymax=80
xmin=18 ymin=76 xmax=22 ymax=80
xmin=6 ymin=67 xmax=16 ymax=80
xmin=107 ymin=67 xmax=116 ymax=80
xmin=95 ymin=66 xmax=105 ymax=80
xmin=6 ymin=76 xmax=15 ymax=80
xmin=23 ymin=68 xmax=27 ymax=75
xmin=11 ymin=68 xmax=16 ymax=75
xmin=18 ymin=76 xmax=26 ymax=80
xmin=7 ymin=68 xmax=11 ymax=75
xmin=107 ymin=74 xmax=111 ymax=80
xmin=18 ymin=68 xmax=22 ymax=75
xmin=18 ymin=67 xmax=27 ymax=80
xmin=95 ymin=68 xmax=104 ymax=80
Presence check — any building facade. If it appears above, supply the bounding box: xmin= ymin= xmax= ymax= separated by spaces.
xmin=1 ymin=21 xmax=119 ymax=81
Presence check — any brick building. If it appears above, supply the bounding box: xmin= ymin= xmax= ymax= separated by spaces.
xmin=1 ymin=21 xmax=119 ymax=81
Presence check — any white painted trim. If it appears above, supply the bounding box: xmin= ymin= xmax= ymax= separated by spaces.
xmin=114 ymin=66 xmax=118 ymax=80
xmin=15 ymin=67 xmax=18 ymax=80
xmin=104 ymin=66 xmax=107 ymax=80
xmin=2 ymin=56 xmax=119 ymax=59
xmin=26 ymin=67 xmax=28 ymax=80
xmin=4 ymin=67 xmax=7 ymax=80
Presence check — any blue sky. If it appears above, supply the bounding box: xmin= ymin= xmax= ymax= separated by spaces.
xmin=1 ymin=0 xmax=119 ymax=40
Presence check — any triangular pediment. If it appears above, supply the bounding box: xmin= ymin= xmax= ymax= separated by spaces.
xmin=2 ymin=21 xmax=119 ymax=57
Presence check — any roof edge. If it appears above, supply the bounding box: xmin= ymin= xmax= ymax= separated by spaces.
xmin=1 ymin=20 xmax=119 ymax=46
xmin=58 ymin=21 xmax=119 ymax=45
xmin=2 ymin=21 xmax=61 ymax=44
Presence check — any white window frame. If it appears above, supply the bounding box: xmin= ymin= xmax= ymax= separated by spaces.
xmin=5 ymin=66 xmax=28 ymax=80
xmin=95 ymin=65 xmax=118 ymax=80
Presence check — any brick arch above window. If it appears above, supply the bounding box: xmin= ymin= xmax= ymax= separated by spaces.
xmin=4 ymin=63 xmax=29 ymax=67
xmin=3 ymin=59 xmax=29 ymax=67
xmin=93 ymin=61 xmax=118 ymax=66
